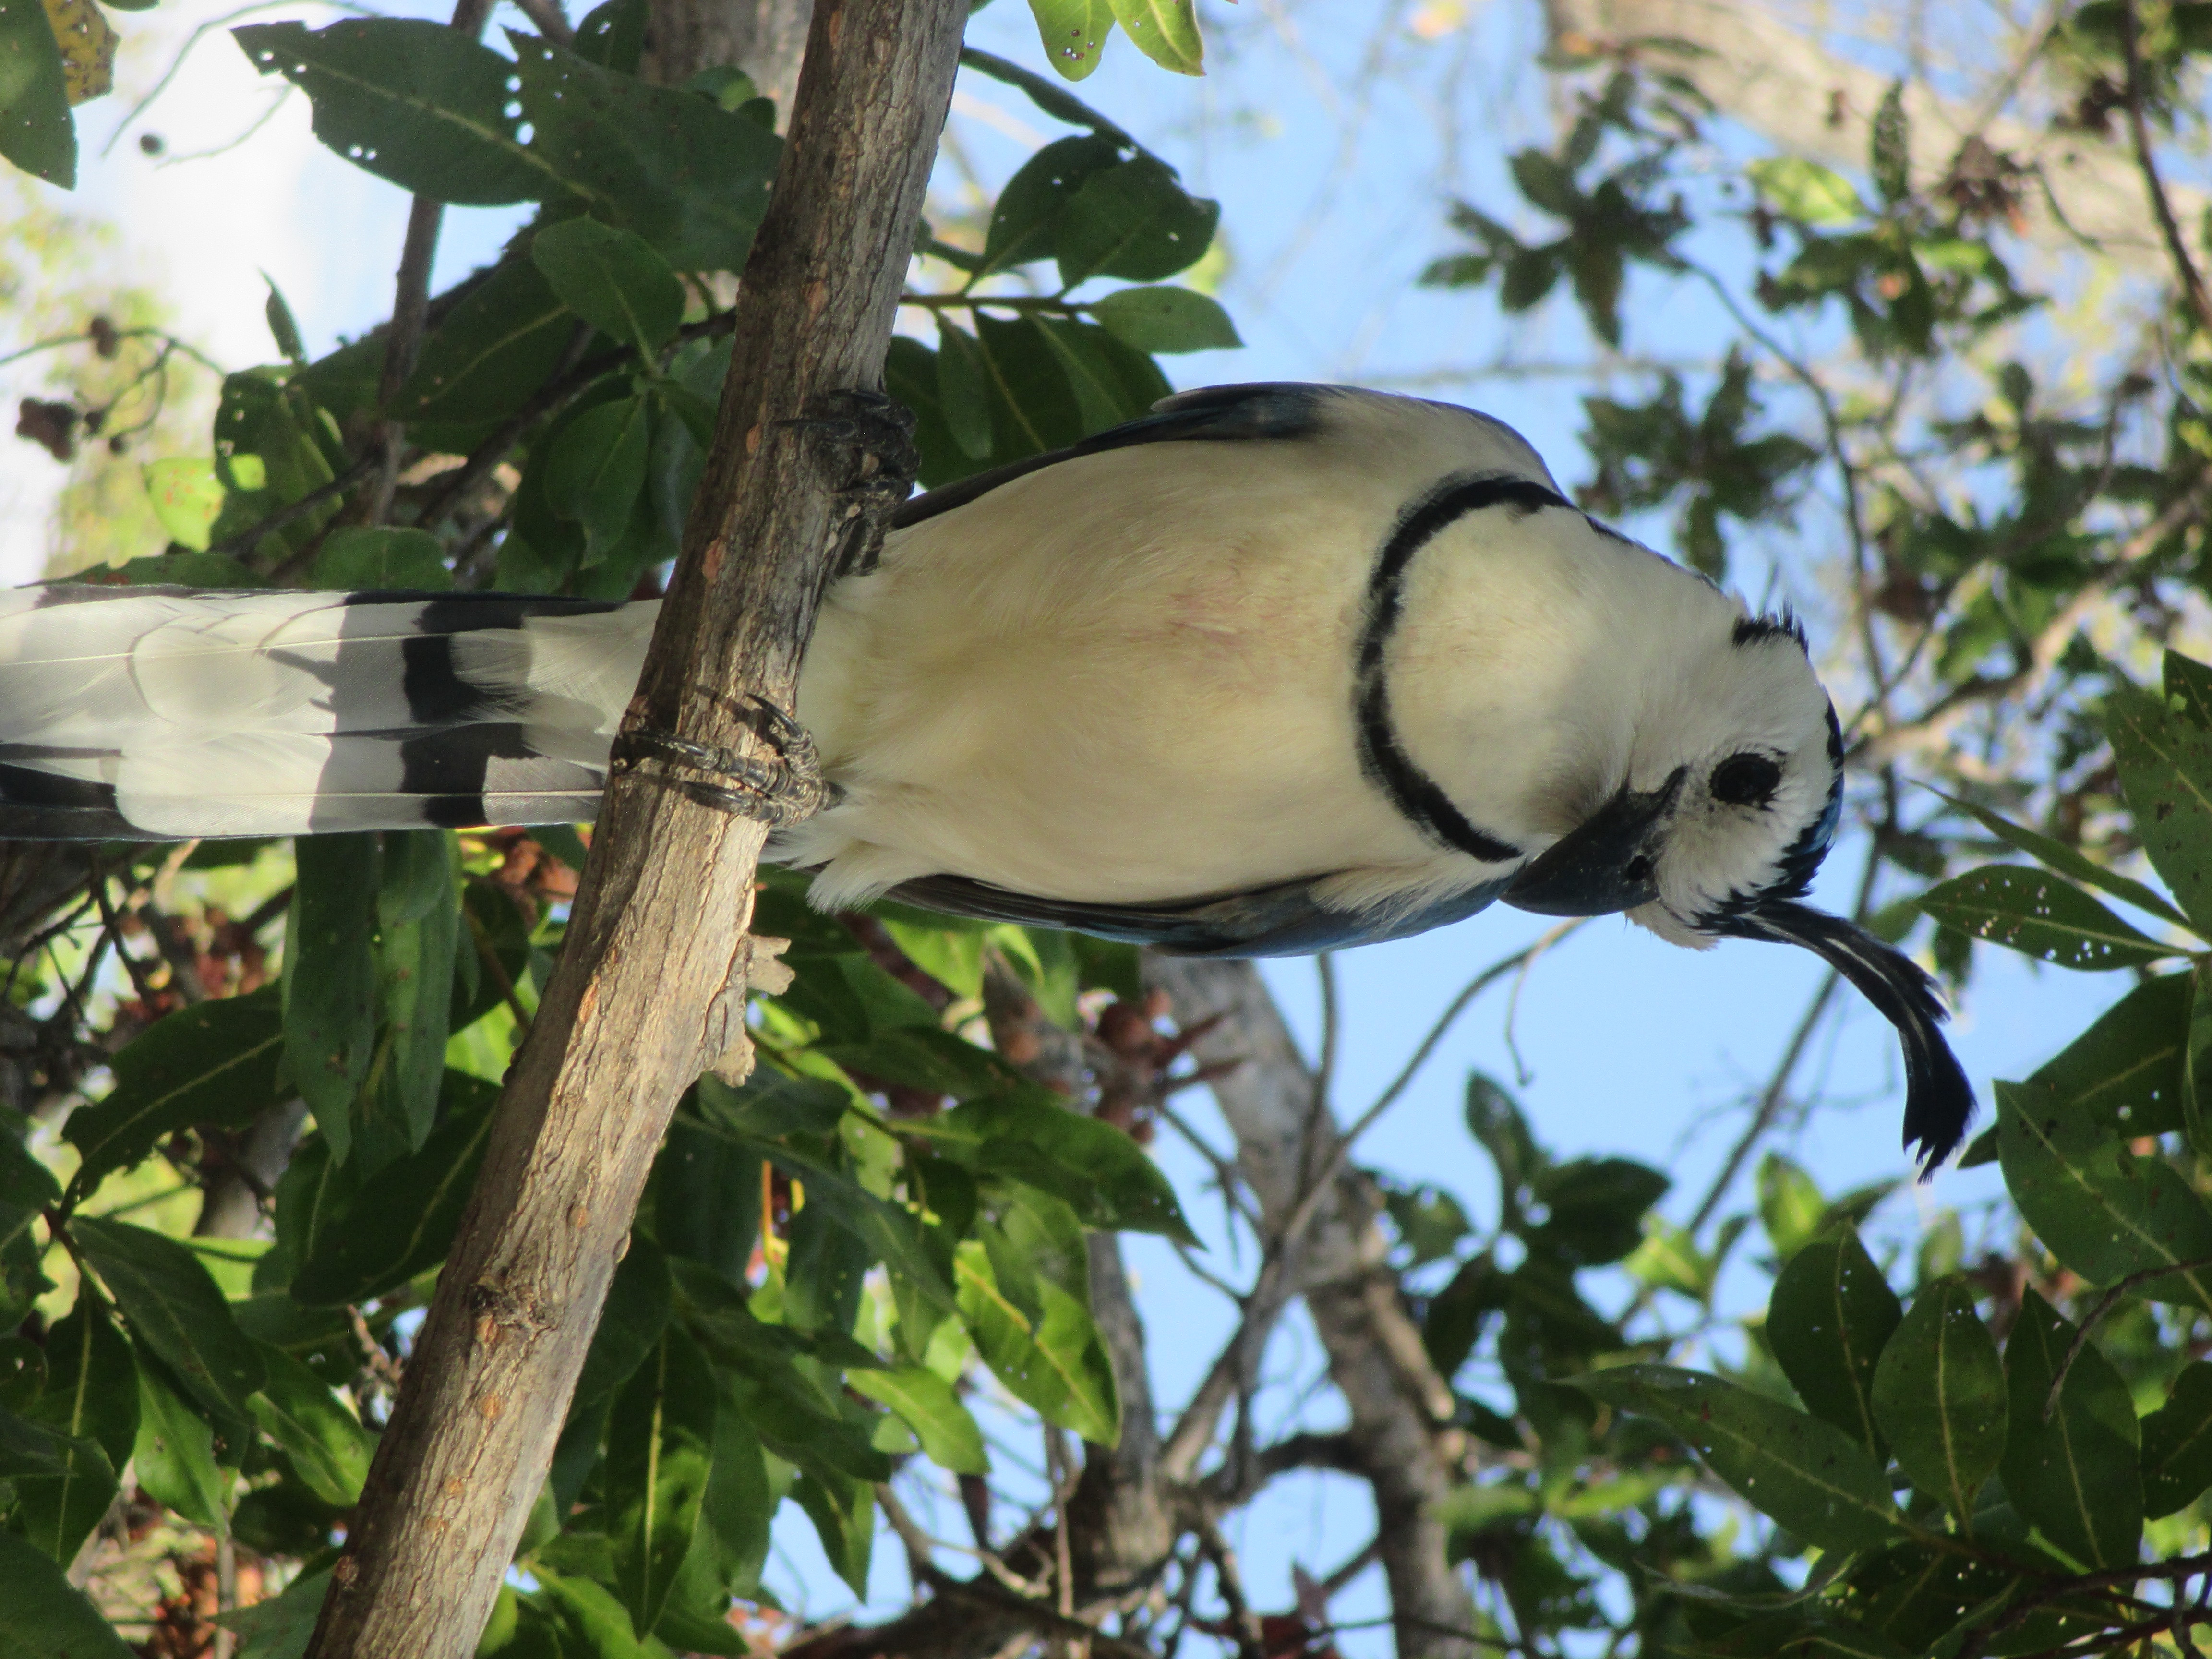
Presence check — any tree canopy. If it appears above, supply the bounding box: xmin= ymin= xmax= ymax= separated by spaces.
xmin=3 ymin=1 xmax=2212 ymax=1658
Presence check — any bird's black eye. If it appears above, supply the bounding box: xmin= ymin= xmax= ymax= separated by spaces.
xmin=1711 ymin=752 xmax=1782 ymax=807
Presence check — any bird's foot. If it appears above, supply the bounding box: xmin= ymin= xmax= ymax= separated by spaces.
xmin=781 ymin=388 xmax=918 ymax=577
xmin=611 ymin=696 xmax=835 ymax=829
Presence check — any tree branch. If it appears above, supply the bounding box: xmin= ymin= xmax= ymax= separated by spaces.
xmin=301 ymin=1 xmax=967 ymax=1652
xmin=2119 ymin=0 xmax=2212 ymax=336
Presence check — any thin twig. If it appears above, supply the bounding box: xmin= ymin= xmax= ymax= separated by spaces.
xmin=504 ymin=0 xmax=572 ymax=44
xmin=2120 ymin=0 xmax=2212 ymax=336
xmin=2042 ymin=1251 xmax=2212 ymax=1422
xmin=213 ymin=456 xmax=378 ymax=563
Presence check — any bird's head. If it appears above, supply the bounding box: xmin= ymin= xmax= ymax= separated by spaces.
xmin=1503 ymin=607 xmax=1973 ymax=1173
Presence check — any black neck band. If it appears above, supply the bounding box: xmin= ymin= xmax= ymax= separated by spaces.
xmin=1352 ymin=473 xmax=1574 ymax=866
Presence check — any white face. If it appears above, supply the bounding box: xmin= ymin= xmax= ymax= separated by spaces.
xmin=1627 ymin=620 xmax=1844 ymax=949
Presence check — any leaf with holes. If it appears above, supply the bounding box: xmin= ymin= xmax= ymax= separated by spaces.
xmin=1928 ymin=789 xmax=2188 ymax=929
xmin=978 ymin=133 xmax=1124 ymax=276
xmin=1767 ymin=1227 xmax=1900 ymax=1459
xmin=1919 ymin=865 xmax=2173 ymax=970
xmin=1997 ymin=1079 xmax=2212 ymax=1310
xmin=1055 ymin=155 xmax=1218 ymax=287
xmin=2032 ymin=970 xmax=2192 ymax=1140
xmin=2002 ymin=1291 xmax=2141 ymax=1567
xmin=2107 ymin=686 xmax=2212 ymax=937
xmin=1025 ymin=0 xmax=1113 ymax=81
xmin=1106 ymin=0 xmax=1201 ymax=74
xmin=1871 ymin=1277 xmax=2006 ymax=1524
xmin=234 ymin=19 xmax=552 ymax=204
xmin=0 ymin=0 xmax=76 ymax=187
xmin=2141 ymin=1359 xmax=2212 ymax=1518
xmin=1568 ymin=1364 xmax=1900 ymax=1551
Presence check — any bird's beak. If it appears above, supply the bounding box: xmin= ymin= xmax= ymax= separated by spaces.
xmin=1504 ymin=767 xmax=1687 ymax=917
xmin=1713 ymin=898 xmax=1975 ymax=1176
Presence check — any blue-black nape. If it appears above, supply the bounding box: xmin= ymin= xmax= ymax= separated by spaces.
xmin=1732 ymin=608 xmax=1809 ymax=651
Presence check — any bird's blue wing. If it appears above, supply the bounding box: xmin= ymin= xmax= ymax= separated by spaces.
xmin=881 ymin=871 xmax=1511 ymax=958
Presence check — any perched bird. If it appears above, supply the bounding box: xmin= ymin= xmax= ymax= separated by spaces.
xmin=0 ymin=383 xmax=1971 ymax=1167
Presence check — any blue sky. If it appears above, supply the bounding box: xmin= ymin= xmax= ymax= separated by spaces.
xmin=0 ymin=0 xmax=2162 ymax=1644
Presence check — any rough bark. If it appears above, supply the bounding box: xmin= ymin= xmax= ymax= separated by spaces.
xmin=1146 ymin=956 xmax=1476 ymax=1659
xmin=1545 ymin=0 xmax=2198 ymax=270
xmin=302 ymin=2 xmax=966 ymax=1652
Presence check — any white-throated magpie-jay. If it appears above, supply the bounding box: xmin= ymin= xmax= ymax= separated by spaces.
xmin=0 ymin=384 xmax=1972 ymax=1168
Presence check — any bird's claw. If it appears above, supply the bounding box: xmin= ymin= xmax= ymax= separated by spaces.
xmin=780 ymin=388 xmax=918 ymax=577
xmin=611 ymin=695 xmax=835 ymax=829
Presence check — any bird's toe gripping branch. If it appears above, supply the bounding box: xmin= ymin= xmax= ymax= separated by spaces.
xmin=781 ymin=387 xmax=920 ymax=577
xmin=610 ymin=695 xmax=837 ymax=830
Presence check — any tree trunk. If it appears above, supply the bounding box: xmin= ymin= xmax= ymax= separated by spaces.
xmin=302 ymin=1 xmax=966 ymax=1651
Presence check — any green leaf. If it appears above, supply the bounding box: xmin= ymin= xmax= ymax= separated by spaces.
xmin=1030 ymin=314 xmax=1171 ymax=433
xmin=532 ymin=217 xmax=686 ymax=359
xmin=848 ymin=1364 xmax=988 ymax=1475
xmin=506 ymin=36 xmax=781 ymax=271
xmin=979 ymin=133 xmax=1124 ymax=276
xmin=2165 ymin=649 xmax=2212 ymax=729
xmin=545 ymin=394 xmax=652 ymax=562
xmin=0 ymin=0 xmax=76 ymax=188
xmin=1089 ymin=283 xmax=1239 ymax=352
xmin=366 ymin=830 xmax=462 ymax=1157
xmin=575 ymin=1239 xmax=673 ymax=1411
xmin=2189 ymin=957 xmax=2212 ymax=1162
xmin=63 ymin=987 xmax=284 ymax=1199
xmin=290 ymin=1071 xmax=497 ymax=1304
xmin=878 ymin=915 xmax=985 ymax=1001
xmin=607 ymin=1324 xmax=718 ymax=1636
xmin=970 ymin=315 xmax=1083 ymax=463
xmin=1871 ymin=1276 xmax=2006 ymax=1524
xmin=1026 ymin=0 xmax=1113 ymax=80
xmin=1568 ymin=1364 xmax=1900 ymax=1551
xmin=142 ymin=457 xmax=226 ymax=551
xmin=1870 ymin=80 xmax=1910 ymax=204
xmin=1919 ymin=865 xmax=2173 ymax=969
xmin=310 ymin=526 xmax=451 ymax=591
xmin=249 ymin=1344 xmax=373 ymax=1508
xmin=388 ymin=259 xmax=577 ymax=425
xmin=1054 ymin=156 xmax=1219 ymax=288
xmin=1525 ymin=1157 xmax=1668 ymax=1266
xmin=1767 ymin=1226 xmax=1901 ymax=1459
xmin=2142 ymin=1359 xmax=2212 ymax=1518
xmin=791 ymin=1471 xmax=874 ymax=1599
xmin=132 ymin=1356 xmax=233 ymax=1527
xmin=2001 ymin=1290 xmax=2142 ymax=1567
xmin=0 ymin=1408 xmax=102 ymax=1479
xmin=821 ymin=1027 xmax=1015 ymax=1101
xmin=933 ymin=319 xmax=995 ymax=460
xmin=233 ymin=19 xmax=552 ymax=204
xmin=957 ymin=1231 xmax=1118 ymax=1445
xmin=2033 ymin=970 xmax=2191 ymax=1139
xmin=12 ymin=1292 xmax=135 ymax=1563
xmin=2106 ymin=687 xmax=2212 ymax=936
xmin=535 ymin=1569 xmax=649 ymax=1659
xmin=1929 ymin=788 xmax=2189 ymax=929
xmin=284 ymin=833 xmax=380 ymax=1166
xmin=216 ymin=1566 xmax=329 ymax=1659
xmin=75 ymin=1217 xmax=265 ymax=1419
xmin=1757 ymin=1151 xmax=1827 ymax=1261
xmin=947 ymin=1091 xmax=1195 ymax=1241
xmin=655 ymin=1392 xmax=772 ymax=1639
xmin=0 ymin=1529 xmax=132 ymax=1658
xmin=1997 ymin=1077 xmax=2212 ymax=1310
xmin=1747 ymin=156 xmax=1867 ymax=226
xmin=1106 ymin=0 xmax=1202 ymax=74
